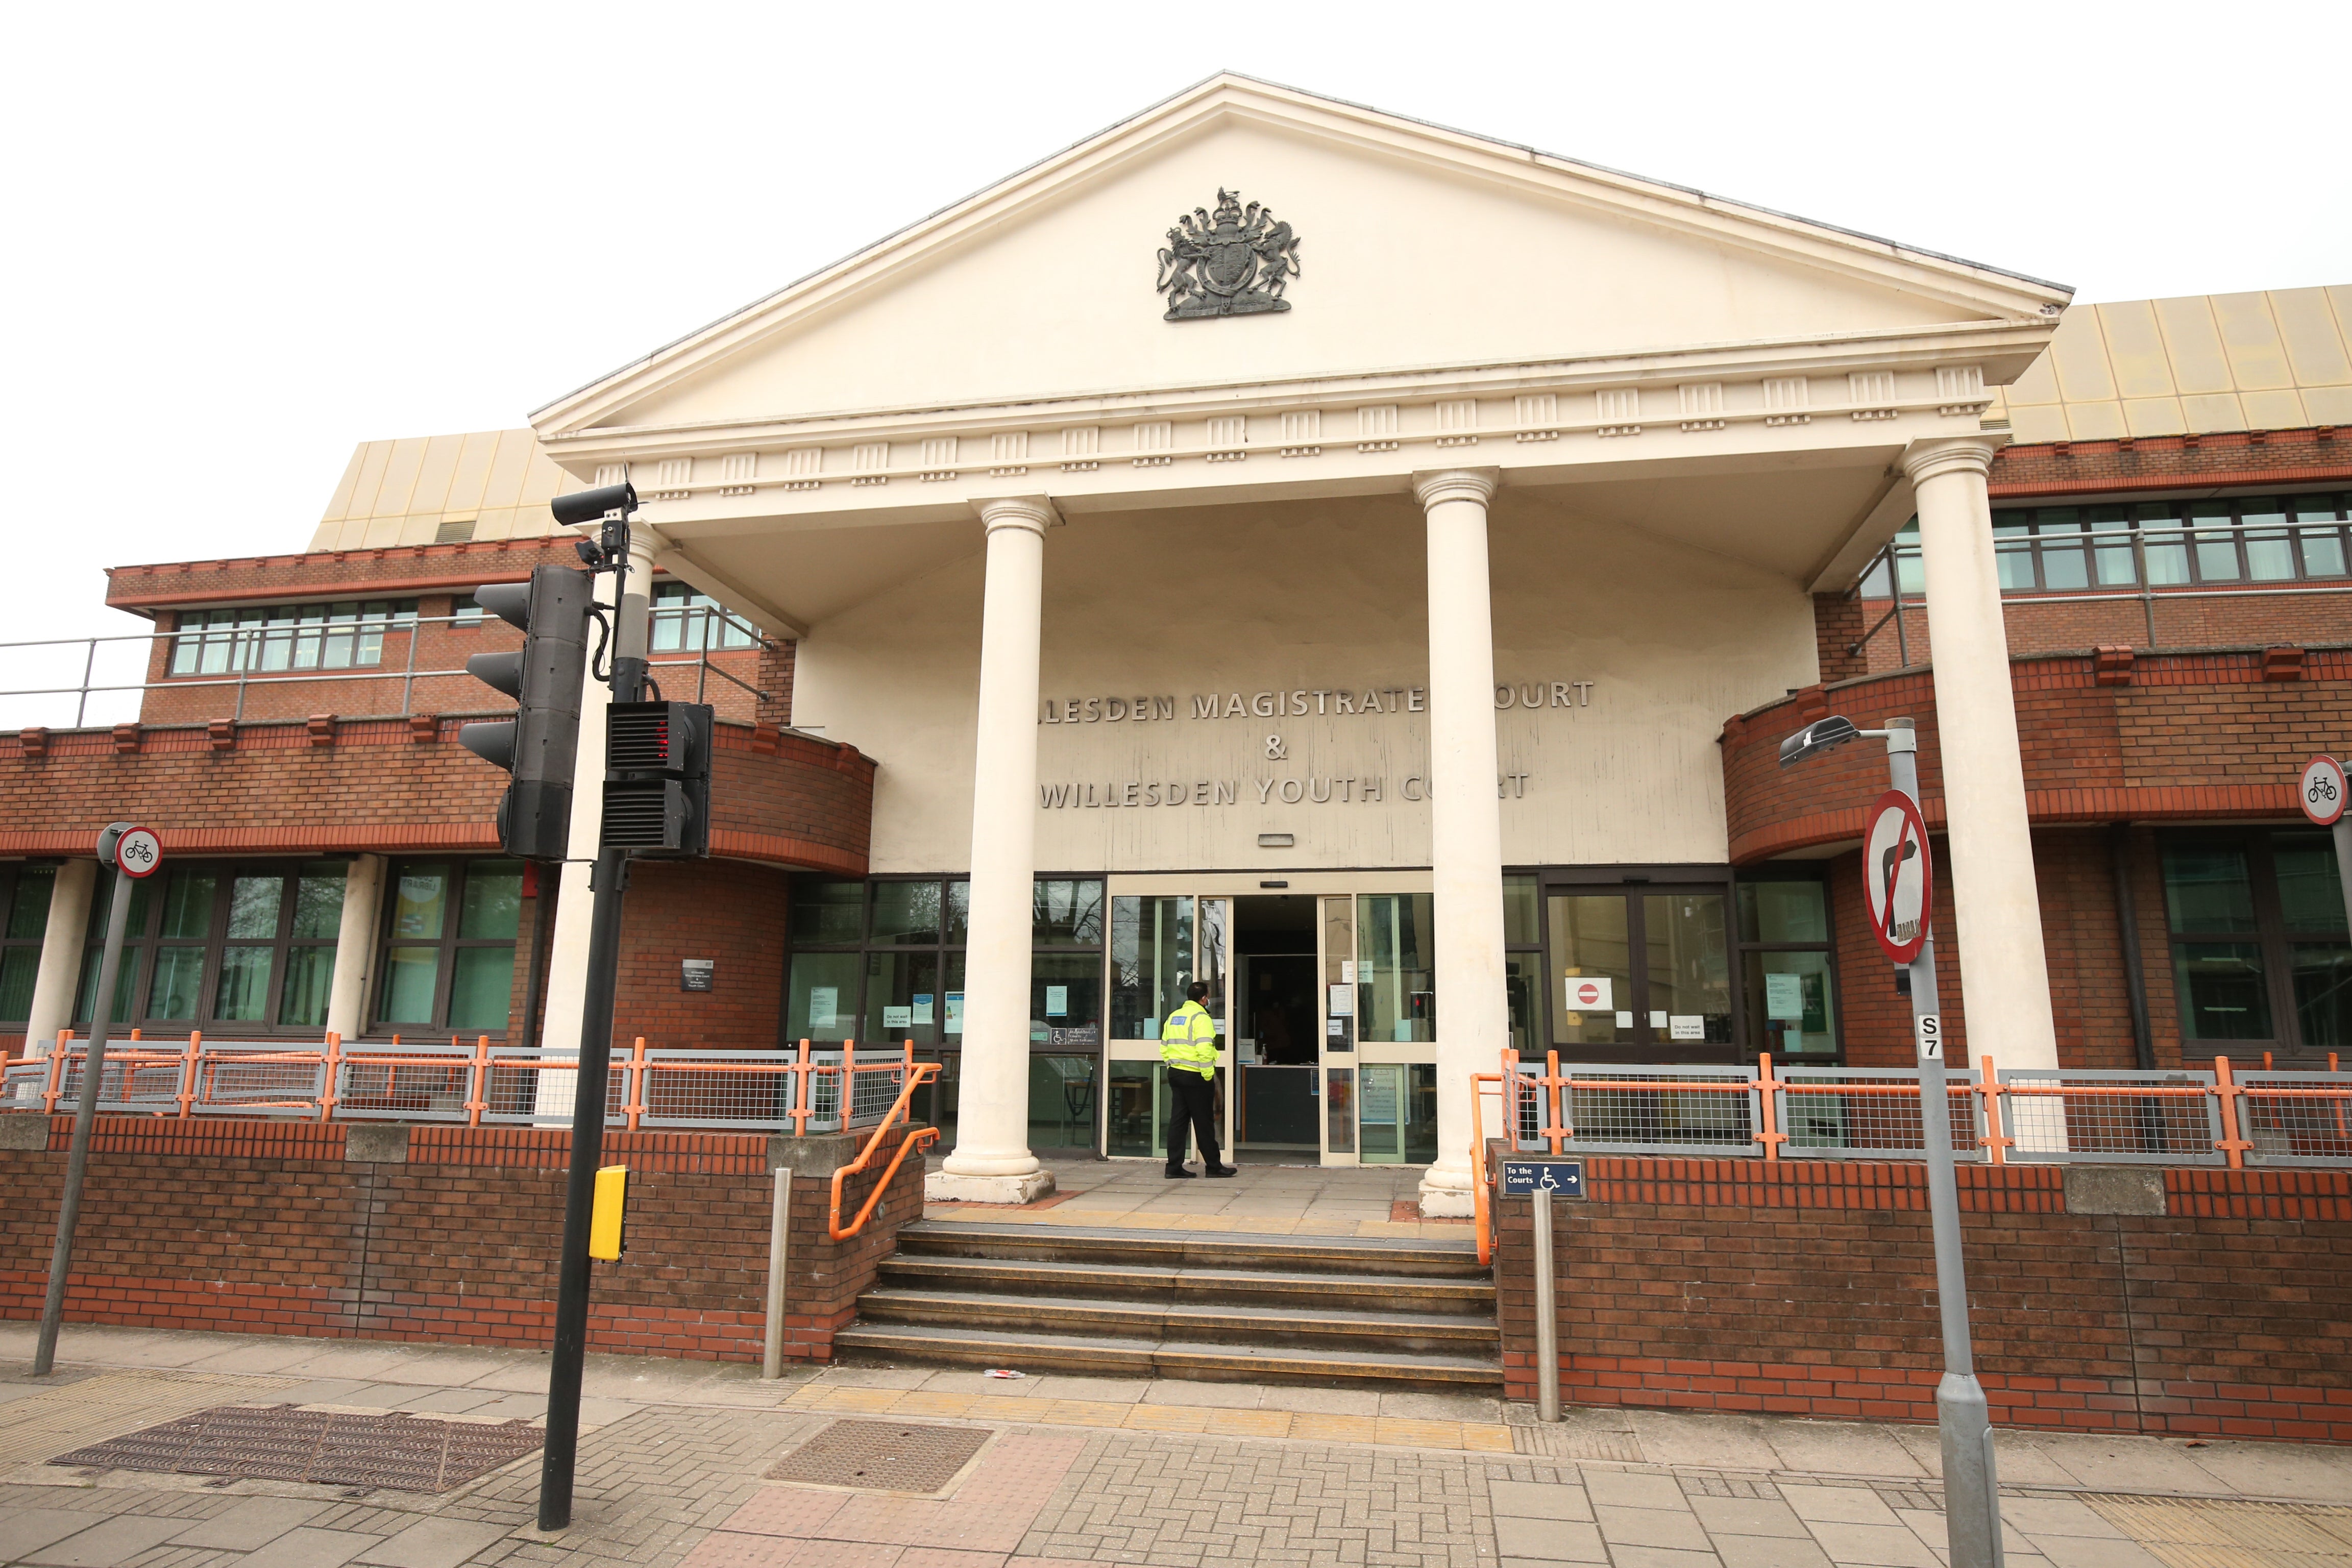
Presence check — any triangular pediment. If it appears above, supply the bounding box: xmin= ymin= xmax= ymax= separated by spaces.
xmin=536 ymin=76 xmax=2066 ymax=439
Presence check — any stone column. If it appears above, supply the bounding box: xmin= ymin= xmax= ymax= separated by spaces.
xmin=21 ymin=859 xmax=97 ymax=1061
xmin=1903 ymin=436 xmax=2060 ymax=1072
xmin=325 ymin=854 xmax=385 ymax=1041
xmin=539 ymin=522 xmax=659 ymax=1105
xmin=1414 ymin=469 xmax=1508 ymax=1216
xmin=928 ymin=496 xmax=1057 ymax=1205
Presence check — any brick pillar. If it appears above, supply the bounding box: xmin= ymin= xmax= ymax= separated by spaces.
xmin=1812 ymin=593 xmax=1868 ymax=683
xmin=758 ymin=640 xmax=797 ymax=728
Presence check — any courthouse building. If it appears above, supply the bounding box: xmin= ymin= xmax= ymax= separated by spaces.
xmin=5 ymin=76 xmax=2350 ymax=1213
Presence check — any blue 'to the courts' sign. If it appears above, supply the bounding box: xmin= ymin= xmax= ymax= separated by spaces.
xmin=1501 ymin=1159 xmax=1585 ymax=1198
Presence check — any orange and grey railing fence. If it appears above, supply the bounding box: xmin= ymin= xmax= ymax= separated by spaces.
xmin=3 ymin=1032 xmax=928 ymax=1138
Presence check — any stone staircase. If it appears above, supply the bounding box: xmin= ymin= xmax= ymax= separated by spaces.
xmin=834 ymin=1220 xmax=1499 ymax=1391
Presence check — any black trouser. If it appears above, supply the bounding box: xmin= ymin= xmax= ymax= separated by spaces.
xmin=1165 ymin=1066 xmax=1221 ymax=1170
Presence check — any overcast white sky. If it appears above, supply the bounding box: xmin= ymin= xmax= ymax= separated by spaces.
xmin=6 ymin=0 xmax=2347 ymax=659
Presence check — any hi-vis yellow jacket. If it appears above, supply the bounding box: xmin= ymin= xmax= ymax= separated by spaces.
xmin=1159 ymin=1000 xmax=1219 ymax=1077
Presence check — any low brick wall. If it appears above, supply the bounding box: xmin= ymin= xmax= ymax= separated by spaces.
xmin=0 ymin=1114 xmax=927 ymax=1364
xmin=1490 ymin=1150 xmax=2352 ymax=1442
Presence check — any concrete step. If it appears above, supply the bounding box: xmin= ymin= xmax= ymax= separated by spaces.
xmin=894 ymin=1220 xmax=1485 ymax=1278
xmin=831 ymin=1322 xmax=1504 ymax=1389
xmin=875 ymin=1254 xmax=1496 ymax=1314
xmin=855 ymin=1289 xmax=1495 ymax=1354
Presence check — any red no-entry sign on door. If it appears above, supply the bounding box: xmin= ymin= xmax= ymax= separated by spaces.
xmin=1863 ymin=790 xmax=1932 ymax=965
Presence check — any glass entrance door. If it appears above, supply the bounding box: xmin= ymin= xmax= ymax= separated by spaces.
xmin=1104 ymin=894 xmax=1229 ymax=1160
xmin=1317 ymin=895 xmax=1359 ymax=1165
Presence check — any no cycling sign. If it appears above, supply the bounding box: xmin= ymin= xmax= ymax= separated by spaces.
xmin=1862 ymin=790 xmax=1932 ymax=965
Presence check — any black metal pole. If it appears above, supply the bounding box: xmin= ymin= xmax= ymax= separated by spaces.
xmin=519 ymin=862 xmax=560 ymax=1054
xmin=34 ymin=859 xmax=135 ymax=1376
xmin=2110 ymin=823 xmax=2156 ymax=1073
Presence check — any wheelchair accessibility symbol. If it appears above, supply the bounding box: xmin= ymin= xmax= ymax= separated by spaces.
xmin=1500 ymin=1160 xmax=1586 ymax=1198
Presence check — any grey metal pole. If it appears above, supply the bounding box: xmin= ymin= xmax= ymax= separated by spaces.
xmin=1532 ymin=1184 xmax=1560 ymax=1423
xmin=763 ymin=1166 xmax=793 ymax=1379
xmin=1884 ymin=720 xmax=2002 ymax=1568
xmin=33 ymin=856 xmax=136 ymax=1376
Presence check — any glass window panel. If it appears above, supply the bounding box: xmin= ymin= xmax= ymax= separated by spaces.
xmin=8 ymin=866 xmax=55 ymax=940
xmin=2089 ymin=506 xmax=2138 ymax=586
xmin=147 ymin=945 xmax=208 ymax=1020
xmin=1110 ymin=896 xmax=1194 ymax=1040
xmin=225 ymin=875 xmax=283 ymax=940
xmin=1357 ymin=894 xmax=1434 ymax=1044
xmin=2172 ymin=942 xmax=2271 ymax=1040
xmin=448 ymin=945 xmax=514 ymax=1033
xmin=379 ymin=947 xmax=441 ymax=1025
xmin=1031 ymin=952 xmax=1103 ymax=1047
xmin=791 ymin=880 xmax=865 ymax=945
xmin=1106 ymin=1061 xmax=1164 ymax=1159
xmin=2291 ymin=943 xmax=2352 ymax=1052
xmin=863 ymin=949 xmax=940 ymax=1045
xmin=1993 ymin=523 xmax=2036 ymax=590
xmin=1325 ymin=1066 xmax=1356 ymax=1154
xmin=946 ymin=881 xmax=970 ymax=945
xmin=870 ymin=882 xmax=942 ymax=945
xmin=2036 ymin=516 xmax=2089 ymax=591
xmin=1894 ymin=523 xmax=1925 ymax=596
xmin=1743 ymin=950 xmax=1838 ymax=1055
xmin=2274 ymin=835 xmax=2347 ymax=936
xmin=1033 ymin=879 xmax=1104 ymax=945
xmin=457 ymin=861 xmax=523 ymax=940
xmin=1736 ymin=880 xmax=1829 ymax=944
xmin=279 ymin=946 xmax=335 ymax=1029
xmin=1027 ymin=1054 xmax=1096 ymax=1149
xmin=1503 ymin=875 xmax=1540 ymax=946
xmin=76 ymin=943 xmax=138 ymax=1025
xmin=1644 ymin=893 xmax=1732 ymax=1044
xmin=213 ymin=946 xmax=274 ymax=1022
xmin=392 ymin=866 xmax=449 ymax=939
xmin=2244 ymin=497 xmax=2295 ymax=580
xmin=787 ymin=951 xmax=863 ymax=1041
xmin=2163 ymin=845 xmax=2259 ymax=935
xmin=1505 ymin=951 xmax=1542 ymax=1056
xmin=1549 ymin=894 xmax=1633 ymax=1049
xmin=2191 ymin=502 xmax=2239 ymax=581
xmin=2299 ymin=528 xmax=2347 ymax=578
xmin=2137 ymin=503 xmax=2189 ymax=586
xmin=158 ymin=870 xmax=217 ymax=940
xmin=291 ymin=864 xmax=347 ymax=939
xmin=0 ymin=948 xmax=38 ymax=1021
xmin=2291 ymin=494 xmax=2344 ymax=523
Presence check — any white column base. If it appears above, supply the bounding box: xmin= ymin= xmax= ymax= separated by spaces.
xmin=1417 ymin=1169 xmax=1477 ymax=1218
xmin=925 ymin=1168 xmax=1056 ymax=1205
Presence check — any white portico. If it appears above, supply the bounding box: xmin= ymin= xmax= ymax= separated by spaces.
xmin=527 ymin=74 xmax=2070 ymax=1212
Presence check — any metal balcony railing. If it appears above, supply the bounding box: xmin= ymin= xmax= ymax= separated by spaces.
xmin=0 ymin=606 xmax=770 ymax=732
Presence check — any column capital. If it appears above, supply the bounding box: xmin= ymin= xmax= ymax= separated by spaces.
xmin=1900 ymin=435 xmax=2007 ymax=487
xmin=1411 ymin=468 xmax=1500 ymax=510
xmin=972 ymin=495 xmax=1062 ymax=536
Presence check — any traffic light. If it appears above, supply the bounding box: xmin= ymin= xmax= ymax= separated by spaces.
xmin=601 ymin=700 xmax=713 ymax=857
xmin=458 ymin=565 xmax=594 ymax=859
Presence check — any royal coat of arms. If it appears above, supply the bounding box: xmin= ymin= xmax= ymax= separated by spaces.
xmin=1155 ymin=188 xmax=1300 ymax=320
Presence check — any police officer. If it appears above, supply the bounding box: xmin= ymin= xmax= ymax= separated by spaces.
xmin=1161 ymin=981 xmax=1236 ymax=1178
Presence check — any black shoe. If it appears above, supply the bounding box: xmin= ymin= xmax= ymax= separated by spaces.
xmin=1164 ymin=1166 xmax=1197 ymax=1179
xmin=1205 ymin=1164 xmax=1238 ymax=1178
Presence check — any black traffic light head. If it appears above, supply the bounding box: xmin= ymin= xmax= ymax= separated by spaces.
xmin=602 ymin=700 xmax=714 ymax=858
xmin=456 ymin=565 xmax=594 ymax=858
xmin=551 ymin=481 xmax=638 ymax=529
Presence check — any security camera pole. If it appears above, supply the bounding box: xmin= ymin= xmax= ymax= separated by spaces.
xmin=1780 ymin=715 xmax=2003 ymax=1568
xmin=34 ymin=822 xmax=165 ymax=1376
xmin=535 ymin=481 xmax=643 ymax=1534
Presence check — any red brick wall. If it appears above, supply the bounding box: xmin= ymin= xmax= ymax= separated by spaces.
xmin=0 ymin=1117 xmax=925 ymax=1364
xmin=606 ymin=860 xmax=791 ymax=1049
xmin=1492 ymin=1155 xmax=2352 ymax=1441
xmin=107 ymin=537 xmax=578 ymax=612
xmin=1988 ymin=428 xmax=2352 ymax=499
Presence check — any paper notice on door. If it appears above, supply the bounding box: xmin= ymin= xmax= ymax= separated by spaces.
xmin=944 ymin=993 xmax=964 ymax=1035
xmin=1765 ymin=972 xmax=1805 ymax=1021
xmin=1327 ymin=1017 xmax=1345 ymax=1038
xmin=1649 ymin=1011 xmax=1668 ymax=1030
xmin=1669 ymin=1015 xmax=1705 ymax=1041
xmin=912 ymin=994 xmax=935 ymax=1024
xmin=883 ymin=1006 xmax=912 ymax=1030
xmin=809 ymin=988 xmax=838 ymax=1030
xmin=1327 ymin=984 xmax=1355 ymax=1017
xmin=1361 ymin=1071 xmax=1399 ymax=1125
xmin=1341 ymin=960 xmax=1357 ymax=984
xmin=1045 ymin=985 xmax=1068 ymax=1017
xmin=1563 ymin=976 xmax=1612 ymax=1013
xmin=1615 ymin=1011 xmax=1634 ymax=1028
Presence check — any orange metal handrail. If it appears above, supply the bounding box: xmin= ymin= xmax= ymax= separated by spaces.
xmin=828 ymin=1057 xmax=942 ymax=1241
xmin=1470 ymin=1069 xmax=1503 ymax=1266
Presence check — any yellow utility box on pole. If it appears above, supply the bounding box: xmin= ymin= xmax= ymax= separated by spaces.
xmin=589 ymin=1166 xmax=628 ymax=1261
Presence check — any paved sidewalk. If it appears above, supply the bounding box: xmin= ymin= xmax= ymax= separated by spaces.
xmin=0 ymin=1324 xmax=2343 ymax=1568
xmin=927 ymin=1160 xmax=1470 ymax=1240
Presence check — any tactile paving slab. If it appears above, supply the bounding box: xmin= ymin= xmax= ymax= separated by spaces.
xmin=764 ymin=1419 xmax=992 ymax=1494
xmin=50 ymin=1404 xmax=544 ymax=1492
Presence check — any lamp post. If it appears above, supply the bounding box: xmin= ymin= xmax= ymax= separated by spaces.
xmin=1780 ymin=715 xmax=2003 ymax=1568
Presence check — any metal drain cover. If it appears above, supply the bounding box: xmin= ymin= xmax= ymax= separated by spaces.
xmin=764 ymin=1420 xmax=991 ymax=1494
xmin=51 ymin=1405 xmax=544 ymax=1493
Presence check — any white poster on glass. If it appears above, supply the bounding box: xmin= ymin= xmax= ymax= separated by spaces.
xmin=810 ymin=987 xmax=838 ymax=1030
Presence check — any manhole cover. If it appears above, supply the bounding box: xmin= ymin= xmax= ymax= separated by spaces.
xmin=51 ymin=1405 xmax=544 ymax=1493
xmin=764 ymin=1420 xmax=992 ymax=1494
